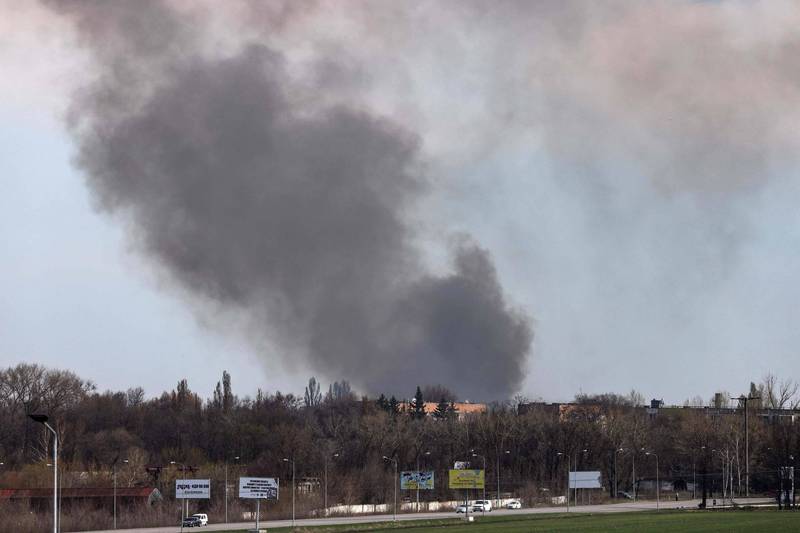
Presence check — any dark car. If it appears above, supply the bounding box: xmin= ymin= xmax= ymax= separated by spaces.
xmin=182 ymin=516 xmax=202 ymax=527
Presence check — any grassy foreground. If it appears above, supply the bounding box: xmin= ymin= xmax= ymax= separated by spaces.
xmin=219 ymin=510 xmax=800 ymax=533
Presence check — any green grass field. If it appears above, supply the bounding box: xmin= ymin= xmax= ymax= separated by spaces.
xmin=219 ymin=510 xmax=800 ymax=533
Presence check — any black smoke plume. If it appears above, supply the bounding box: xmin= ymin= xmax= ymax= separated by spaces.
xmin=48 ymin=1 xmax=532 ymax=399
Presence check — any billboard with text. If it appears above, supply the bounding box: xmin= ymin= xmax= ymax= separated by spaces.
xmin=175 ymin=479 xmax=210 ymax=499
xmin=239 ymin=477 xmax=279 ymax=499
xmin=448 ymin=469 xmax=484 ymax=489
xmin=400 ymin=470 xmax=434 ymax=490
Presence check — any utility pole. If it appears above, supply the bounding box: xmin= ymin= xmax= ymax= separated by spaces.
xmin=733 ymin=395 xmax=760 ymax=497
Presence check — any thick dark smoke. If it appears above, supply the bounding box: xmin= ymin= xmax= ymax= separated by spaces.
xmin=48 ymin=1 xmax=532 ymax=399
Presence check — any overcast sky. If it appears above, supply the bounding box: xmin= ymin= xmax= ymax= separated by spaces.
xmin=3 ymin=0 xmax=800 ymax=404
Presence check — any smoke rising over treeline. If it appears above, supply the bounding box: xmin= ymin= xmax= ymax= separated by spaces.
xmin=45 ymin=0 xmax=532 ymax=399
xmin=40 ymin=0 xmax=800 ymax=400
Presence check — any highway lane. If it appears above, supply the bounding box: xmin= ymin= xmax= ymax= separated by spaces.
xmin=84 ymin=498 xmax=771 ymax=533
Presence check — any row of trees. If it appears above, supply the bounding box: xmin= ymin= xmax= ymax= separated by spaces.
xmin=1 ymin=363 xmax=799 ymax=527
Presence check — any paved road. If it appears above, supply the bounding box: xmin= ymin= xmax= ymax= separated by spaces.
xmin=85 ymin=498 xmax=772 ymax=533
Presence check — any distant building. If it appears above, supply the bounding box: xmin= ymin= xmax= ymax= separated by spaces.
xmin=399 ymin=400 xmax=487 ymax=419
xmin=518 ymin=400 xmax=800 ymax=424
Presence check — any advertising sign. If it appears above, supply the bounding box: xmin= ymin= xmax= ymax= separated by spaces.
xmin=400 ymin=470 xmax=434 ymax=490
xmin=453 ymin=461 xmax=470 ymax=470
xmin=175 ymin=479 xmax=210 ymax=499
xmin=239 ymin=477 xmax=279 ymax=499
xmin=569 ymin=471 xmax=602 ymax=489
xmin=448 ymin=469 xmax=484 ymax=489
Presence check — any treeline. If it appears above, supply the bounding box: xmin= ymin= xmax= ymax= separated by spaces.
xmin=1 ymin=363 xmax=800 ymax=520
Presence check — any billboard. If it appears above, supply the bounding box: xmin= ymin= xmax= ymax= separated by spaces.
xmin=400 ymin=471 xmax=434 ymax=490
xmin=239 ymin=477 xmax=279 ymax=499
xmin=175 ymin=479 xmax=210 ymax=499
xmin=569 ymin=471 xmax=602 ymax=489
xmin=448 ymin=469 xmax=484 ymax=489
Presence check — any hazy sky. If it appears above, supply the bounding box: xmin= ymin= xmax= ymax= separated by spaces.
xmin=3 ymin=0 xmax=800 ymax=404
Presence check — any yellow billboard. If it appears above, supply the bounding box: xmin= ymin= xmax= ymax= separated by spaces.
xmin=448 ymin=469 xmax=485 ymax=489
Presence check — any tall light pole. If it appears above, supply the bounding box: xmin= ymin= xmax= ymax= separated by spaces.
xmin=632 ymin=449 xmax=636 ymax=502
xmin=382 ymin=456 xmax=398 ymax=521
xmin=732 ymin=394 xmax=760 ymax=497
xmin=170 ymin=461 xmax=190 ymax=525
xmin=324 ymin=452 xmax=339 ymax=516
xmin=471 ymin=451 xmax=486 ymax=510
xmin=112 ymin=457 xmax=129 ymax=529
xmin=573 ymin=449 xmax=588 ymax=507
xmin=645 ymin=452 xmax=659 ymax=510
xmin=29 ymin=414 xmax=58 ymax=533
xmin=614 ymin=448 xmax=624 ymax=499
xmin=282 ymin=458 xmax=296 ymax=527
xmin=556 ymin=452 xmax=569 ymax=513
xmin=497 ymin=450 xmax=509 ymax=508
xmin=225 ymin=456 xmax=239 ymax=523
xmin=416 ymin=451 xmax=430 ymax=512
xmin=691 ymin=448 xmax=702 ymax=500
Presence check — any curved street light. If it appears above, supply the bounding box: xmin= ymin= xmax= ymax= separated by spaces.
xmin=556 ymin=452 xmax=570 ymax=513
xmin=225 ymin=455 xmax=239 ymax=523
xmin=29 ymin=414 xmax=58 ymax=533
xmin=324 ymin=452 xmax=339 ymax=516
xmin=282 ymin=458 xmax=296 ymax=527
xmin=382 ymin=456 xmax=398 ymax=522
xmin=112 ymin=457 xmax=129 ymax=529
xmin=497 ymin=450 xmax=510 ymax=509
xmin=471 ymin=450 xmax=487 ymax=511
xmin=644 ymin=452 xmax=659 ymax=510
xmin=614 ymin=448 xmax=626 ymax=500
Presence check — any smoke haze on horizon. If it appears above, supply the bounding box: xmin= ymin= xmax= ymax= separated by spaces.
xmin=4 ymin=0 xmax=800 ymax=402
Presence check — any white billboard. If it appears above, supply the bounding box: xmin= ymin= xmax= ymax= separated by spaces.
xmin=239 ymin=477 xmax=279 ymax=499
xmin=569 ymin=471 xmax=602 ymax=489
xmin=175 ymin=479 xmax=210 ymax=499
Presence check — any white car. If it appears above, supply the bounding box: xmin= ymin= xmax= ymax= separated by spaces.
xmin=455 ymin=504 xmax=471 ymax=513
xmin=190 ymin=513 xmax=208 ymax=526
xmin=506 ymin=499 xmax=522 ymax=509
xmin=473 ymin=500 xmax=492 ymax=512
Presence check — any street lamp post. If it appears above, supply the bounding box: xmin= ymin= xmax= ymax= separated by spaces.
xmin=573 ymin=449 xmax=588 ymax=507
xmin=416 ymin=451 xmax=430 ymax=512
xmin=614 ymin=448 xmax=625 ymax=500
xmin=496 ymin=450 xmax=509 ymax=508
xmin=645 ymin=452 xmax=659 ymax=510
xmin=556 ymin=452 xmax=570 ymax=513
xmin=170 ymin=460 xmax=191 ymax=528
xmin=282 ymin=458 xmax=296 ymax=527
xmin=324 ymin=452 xmax=339 ymax=516
xmin=225 ymin=456 xmax=239 ymax=523
xmin=632 ymin=450 xmax=636 ymax=502
xmin=29 ymin=414 xmax=58 ymax=533
xmin=471 ymin=451 xmax=486 ymax=510
xmin=732 ymin=394 xmax=760 ymax=497
xmin=382 ymin=456 xmax=398 ymax=522
xmin=112 ymin=457 xmax=129 ymax=529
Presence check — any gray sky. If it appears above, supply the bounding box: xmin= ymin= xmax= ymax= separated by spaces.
xmin=3 ymin=0 xmax=800 ymax=403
